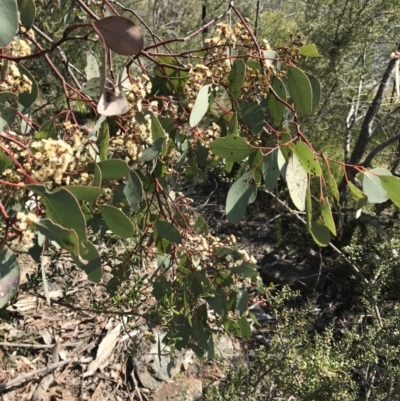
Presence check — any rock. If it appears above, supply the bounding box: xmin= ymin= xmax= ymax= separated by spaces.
xmin=135 ymin=329 xmax=186 ymax=391
xmin=152 ymin=377 xmax=203 ymax=401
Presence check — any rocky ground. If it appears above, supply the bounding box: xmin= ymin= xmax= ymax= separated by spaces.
xmin=0 ymin=179 xmax=360 ymax=401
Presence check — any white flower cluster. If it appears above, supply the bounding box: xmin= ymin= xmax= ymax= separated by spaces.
xmin=29 ymin=138 xmax=74 ymax=184
xmin=0 ymin=37 xmax=33 ymax=94
xmin=10 ymin=212 xmax=39 ymax=252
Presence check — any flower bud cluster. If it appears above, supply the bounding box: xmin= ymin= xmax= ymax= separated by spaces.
xmin=10 ymin=211 xmax=39 ymax=252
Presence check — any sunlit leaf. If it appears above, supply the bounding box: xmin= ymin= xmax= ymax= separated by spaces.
xmin=286 ymin=153 xmax=308 ymax=211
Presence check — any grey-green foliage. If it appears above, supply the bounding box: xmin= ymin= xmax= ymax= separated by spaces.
xmin=205 ymin=226 xmax=400 ymax=401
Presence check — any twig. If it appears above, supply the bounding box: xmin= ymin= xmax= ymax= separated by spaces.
xmin=362 ymin=132 xmax=400 ymax=167
xmin=0 ymin=356 xmax=92 ymax=393
xmin=0 ymin=341 xmax=84 ymax=349
xmin=130 ymin=369 xmax=144 ymax=401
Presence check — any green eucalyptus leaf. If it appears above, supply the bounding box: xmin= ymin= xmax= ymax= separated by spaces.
xmin=287 ymin=66 xmax=312 ymax=118
xmin=0 ymin=0 xmax=18 ymax=47
xmin=81 ymin=77 xmax=102 ymax=97
xmin=236 ymin=289 xmax=249 ymax=317
xmin=380 ymin=175 xmax=400 ymax=207
xmin=231 ymin=262 xmax=258 ymax=279
xmin=0 ymin=245 xmax=20 ymax=309
xmin=27 ymin=185 xmax=88 ymax=249
xmin=71 ymin=240 xmax=102 ymax=282
xmin=228 ymin=59 xmax=246 ymax=101
xmin=241 ymin=101 xmax=264 ymax=134
xmin=34 ymin=218 xmax=80 ymax=257
xmin=63 ymin=186 xmax=105 ymax=202
xmin=97 ymin=119 xmax=109 ymax=161
xmin=299 ymin=43 xmax=320 ymax=57
xmin=306 ymin=73 xmax=321 ymax=114
xmin=320 ymin=198 xmax=336 ymax=235
xmin=34 ymin=119 xmax=56 ymax=139
xmin=348 ymin=182 xmax=366 ymax=199
xmin=189 ymin=84 xmax=212 ymax=127
xmin=98 ymin=205 xmax=135 ymax=238
xmin=226 ymin=172 xmax=257 ymax=224
xmin=123 ymin=169 xmax=143 ymax=212
xmin=311 ymin=218 xmax=330 ymax=247
xmin=85 ymin=51 xmax=100 ymax=80
xmin=237 ymin=316 xmax=251 ymax=338
xmin=326 ymin=169 xmax=339 ymax=202
xmin=292 ymin=141 xmax=322 ymax=176
xmin=18 ymin=0 xmax=36 ymax=30
xmin=227 ymin=113 xmax=238 ymax=136
xmin=286 ymin=153 xmax=308 ymax=211
xmin=209 ymin=135 xmax=254 ymax=162
xmin=262 ymin=149 xmax=280 ymax=191
xmin=97 ymin=159 xmax=130 ymax=180
xmin=363 ymin=168 xmax=391 ymax=204
xmin=138 ymin=137 xmax=165 ymax=162
xmin=150 ymin=112 xmax=167 ymax=156
xmin=155 ymin=220 xmax=182 ymax=244
xmin=268 ymin=76 xmax=287 ymax=128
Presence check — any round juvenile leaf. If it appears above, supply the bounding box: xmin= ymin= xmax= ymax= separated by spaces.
xmin=97 ymin=159 xmax=130 ymax=180
xmin=241 ymin=101 xmax=264 ymax=134
xmin=268 ymin=76 xmax=287 ymax=128
xmin=292 ymin=141 xmax=322 ymax=176
xmin=189 ymin=84 xmax=212 ymax=127
xmin=209 ymin=135 xmax=254 ymax=162
xmin=155 ymin=221 xmax=182 ymax=244
xmin=98 ymin=205 xmax=135 ymax=238
xmin=262 ymin=149 xmax=280 ymax=191
xmin=0 ymin=0 xmax=19 ymax=47
xmin=380 ymin=175 xmax=400 ymax=207
xmin=17 ymin=64 xmax=38 ymax=110
xmin=287 ymin=66 xmax=312 ymax=118
xmin=94 ymin=16 xmax=144 ymax=56
xmin=0 ymin=246 xmax=20 ymax=309
xmin=18 ymin=0 xmax=36 ymax=30
xmin=286 ymin=153 xmax=308 ymax=211
xmin=363 ymin=168 xmax=391 ymax=204
xmin=311 ymin=219 xmax=330 ymax=247
xmin=226 ymin=172 xmax=257 ymax=224
xmin=228 ymin=59 xmax=246 ymax=101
